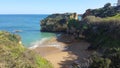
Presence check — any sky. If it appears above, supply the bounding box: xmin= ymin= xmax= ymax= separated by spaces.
xmin=0 ymin=0 xmax=117 ymax=14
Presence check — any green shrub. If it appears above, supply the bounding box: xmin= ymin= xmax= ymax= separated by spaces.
xmin=82 ymin=15 xmax=120 ymax=68
xmin=104 ymin=48 xmax=120 ymax=68
xmin=89 ymin=56 xmax=111 ymax=68
xmin=68 ymin=19 xmax=80 ymax=29
xmin=0 ymin=31 xmax=53 ymax=68
xmin=89 ymin=48 xmax=120 ymax=68
xmin=82 ymin=3 xmax=120 ymax=18
xmin=82 ymin=16 xmax=120 ymax=50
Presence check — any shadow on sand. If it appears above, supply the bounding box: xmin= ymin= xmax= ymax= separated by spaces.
xmin=56 ymin=34 xmax=93 ymax=68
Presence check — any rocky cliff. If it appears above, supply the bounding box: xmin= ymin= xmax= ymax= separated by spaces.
xmin=40 ymin=13 xmax=78 ymax=32
xmin=82 ymin=3 xmax=120 ymax=18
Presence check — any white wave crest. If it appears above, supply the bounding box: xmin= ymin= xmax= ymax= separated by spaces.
xmin=29 ymin=38 xmax=49 ymax=49
xmin=29 ymin=37 xmax=65 ymax=50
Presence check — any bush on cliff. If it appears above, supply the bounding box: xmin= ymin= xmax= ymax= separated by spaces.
xmin=67 ymin=19 xmax=86 ymax=39
xmin=90 ymin=48 xmax=120 ymax=68
xmin=104 ymin=48 xmax=120 ymax=68
xmin=68 ymin=19 xmax=80 ymax=29
xmin=82 ymin=15 xmax=120 ymax=68
xmin=82 ymin=3 xmax=120 ymax=18
xmin=82 ymin=15 xmax=120 ymax=50
xmin=0 ymin=31 xmax=53 ymax=68
xmin=89 ymin=55 xmax=111 ymax=68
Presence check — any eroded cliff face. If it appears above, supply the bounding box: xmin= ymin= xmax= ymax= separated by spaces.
xmin=40 ymin=13 xmax=78 ymax=32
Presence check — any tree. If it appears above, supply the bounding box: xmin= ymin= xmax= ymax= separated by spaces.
xmin=104 ymin=3 xmax=111 ymax=8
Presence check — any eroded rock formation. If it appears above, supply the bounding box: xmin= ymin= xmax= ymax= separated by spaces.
xmin=40 ymin=13 xmax=78 ymax=32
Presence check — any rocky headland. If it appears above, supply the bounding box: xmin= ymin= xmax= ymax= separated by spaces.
xmin=40 ymin=13 xmax=78 ymax=32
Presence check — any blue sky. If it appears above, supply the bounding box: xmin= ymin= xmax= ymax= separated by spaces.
xmin=0 ymin=0 xmax=117 ymax=14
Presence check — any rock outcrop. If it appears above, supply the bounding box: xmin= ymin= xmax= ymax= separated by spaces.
xmin=40 ymin=13 xmax=78 ymax=32
xmin=82 ymin=3 xmax=120 ymax=18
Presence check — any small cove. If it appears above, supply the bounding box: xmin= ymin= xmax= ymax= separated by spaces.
xmin=0 ymin=14 xmax=56 ymax=47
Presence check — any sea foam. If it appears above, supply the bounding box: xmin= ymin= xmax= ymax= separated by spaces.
xmin=29 ymin=38 xmax=49 ymax=49
xmin=29 ymin=37 xmax=65 ymax=50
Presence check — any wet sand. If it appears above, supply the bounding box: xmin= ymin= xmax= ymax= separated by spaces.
xmin=32 ymin=34 xmax=93 ymax=68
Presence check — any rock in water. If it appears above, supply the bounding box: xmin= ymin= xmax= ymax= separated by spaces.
xmin=40 ymin=13 xmax=78 ymax=32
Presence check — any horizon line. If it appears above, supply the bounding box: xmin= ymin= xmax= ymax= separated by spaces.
xmin=0 ymin=12 xmax=82 ymax=15
xmin=0 ymin=13 xmax=48 ymax=15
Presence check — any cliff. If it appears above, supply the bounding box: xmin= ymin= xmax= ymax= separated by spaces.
xmin=0 ymin=31 xmax=53 ymax=68
xmin=85 ymin=16 xmax=120 ymax=67
xmin=39 ymin=3 xmax=120 ymax=67
xmin=40 ymin=13 xmax=78 ymax=32
xmin=82 ymin=3 xmax=120 ymax=18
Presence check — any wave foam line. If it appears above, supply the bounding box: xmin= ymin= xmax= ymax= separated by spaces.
xmin=29 ymin=38 xmax=49 ymax=49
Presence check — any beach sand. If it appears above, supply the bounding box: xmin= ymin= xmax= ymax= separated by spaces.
xmin=32 ymin=34 xmax=93 ymax=68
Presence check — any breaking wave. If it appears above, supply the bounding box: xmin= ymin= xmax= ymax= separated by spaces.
xmin=29 ymin=38 xmax=49 ymax=49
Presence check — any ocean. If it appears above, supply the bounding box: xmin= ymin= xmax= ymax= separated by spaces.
xmin=0 ymin=14 xmax=56 ymax=47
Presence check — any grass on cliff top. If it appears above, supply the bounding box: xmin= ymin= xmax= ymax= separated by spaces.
xmin=104 ymin=13 xmax=120 ymax=20
xmin=110 ymin=13 xmax=120 ymax=18
xmin=83 ymin=15 xmax=120 ymax=49
xmin=0 ymin=31 xmax=53 ymax=68
xmin=83 ymin=13 xmax=120 ymax=24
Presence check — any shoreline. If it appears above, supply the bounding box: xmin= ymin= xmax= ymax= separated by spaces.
xmin=32 ymin=34 xmax=94 ymax=68
xmin=29 ymin=33 xmax=63 ymax=49
xmin=29 ymin=36 xmax=65 ymax=50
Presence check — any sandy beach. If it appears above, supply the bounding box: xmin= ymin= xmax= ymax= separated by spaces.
xmin=32 ymin=34 xmax=93 ymax=68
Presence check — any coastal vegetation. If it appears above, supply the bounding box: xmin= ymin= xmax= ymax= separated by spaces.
xmin=82 ymin=15 xmax=120 ymax=68
xmin=83 ymin=15 xmax=120 ymax=49
xmin=0 ymin=31 xmax=53 ymax=68
xmin=82 ymin=3 xmax=120 ymax=18
xmin=81 ymin=4 xmax=120 ymax=68
xmin=40 ymin=3 xmax=120 ymax=68
xmin=66 ymin=14 xmax=120 ymax=68
xmin=0 ymin=2 xmax=119 ymax=68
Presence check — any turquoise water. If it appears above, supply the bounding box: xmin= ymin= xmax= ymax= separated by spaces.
xmin=0 ymin=15 xmax=56 ymax=47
